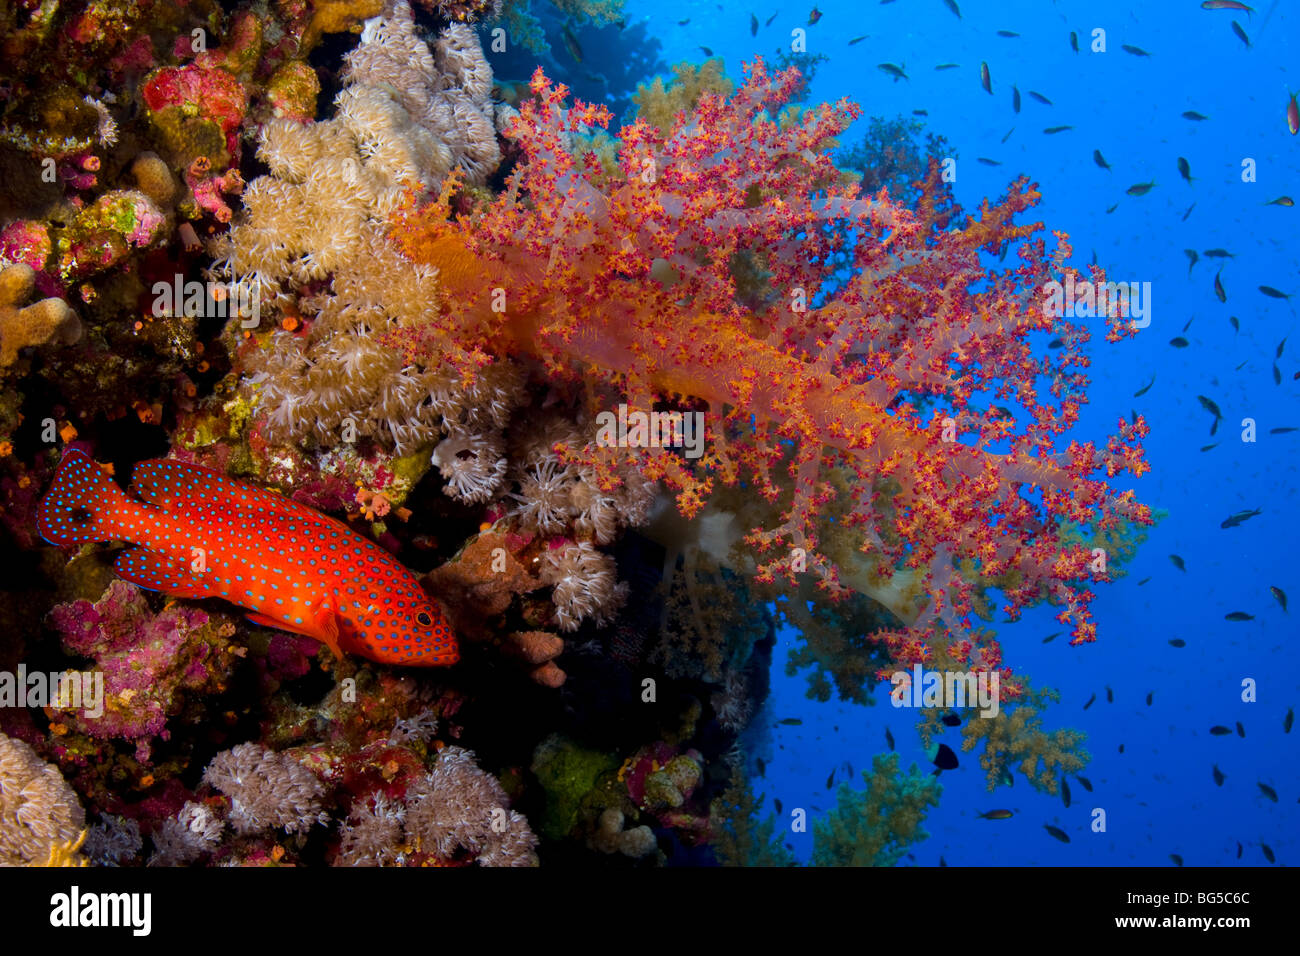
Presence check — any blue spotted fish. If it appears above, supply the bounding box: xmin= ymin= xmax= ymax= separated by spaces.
xmin=36 ymin=449 xmax=458 ymax=666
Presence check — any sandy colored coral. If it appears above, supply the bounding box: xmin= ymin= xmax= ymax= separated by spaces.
xmin=957 ymin=685 xmax=1090 ymax=793
xmin=0 ymin=264 xmax=81 ymax=368
xmin=0 ymin=731 xmax=86 ymax=866
xmin=203 ymin=743 xmax=330 ymax=834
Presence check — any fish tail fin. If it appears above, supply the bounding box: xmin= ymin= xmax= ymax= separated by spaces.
xmin=36 ymin=448 xmax=132 ymax=546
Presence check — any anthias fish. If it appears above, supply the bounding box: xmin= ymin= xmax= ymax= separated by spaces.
xmin=37 ymin=449 xmax=458 ymax=667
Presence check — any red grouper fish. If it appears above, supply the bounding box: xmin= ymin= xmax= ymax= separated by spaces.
xmin=36 ymin=448 xmax=458 ymax=666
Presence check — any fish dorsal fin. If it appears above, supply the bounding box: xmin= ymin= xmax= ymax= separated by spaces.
xmin=130 ymin=458 xmax=328 ymax=525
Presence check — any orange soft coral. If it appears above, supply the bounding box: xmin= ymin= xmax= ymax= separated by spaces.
xmin=389 ymin=61 xmax=1151 ymax=665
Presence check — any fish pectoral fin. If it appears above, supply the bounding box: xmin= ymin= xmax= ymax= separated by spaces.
xmin=113 ymin=548 xmax=212 ymax=599
xmin=312 ymin=601 xmax=347 ymax=660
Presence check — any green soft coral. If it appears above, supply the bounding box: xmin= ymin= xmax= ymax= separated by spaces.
xmin=709 ymin=765 xmax=795 ymax=867
xmin=811 ymin=753 xmax=941 ymax=866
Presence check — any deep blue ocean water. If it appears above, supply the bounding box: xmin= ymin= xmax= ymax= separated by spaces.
xmin=581 ymin=0 xmax=1299 ymax=866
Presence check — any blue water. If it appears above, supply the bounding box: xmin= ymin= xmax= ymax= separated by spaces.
xmin=561 ymin=0 xmax=1299 ymax=866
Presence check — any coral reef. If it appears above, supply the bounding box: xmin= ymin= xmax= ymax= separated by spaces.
xmin=955 ymin=684 xmax=1090 ymax=793
xmin=202 ymin=742 xmax=330 ymax=834
xmin=0 ymin=264 xmax=81 ymax=369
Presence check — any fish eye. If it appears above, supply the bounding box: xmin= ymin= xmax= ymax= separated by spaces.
xmin=417 ymin=611 xmax=433 ymax=627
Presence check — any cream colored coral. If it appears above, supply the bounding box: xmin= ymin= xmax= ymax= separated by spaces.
xmin=0 ymin=264 xmax=82 ymax=368
xmin=0 ymin=731 xmax=86 ymax=866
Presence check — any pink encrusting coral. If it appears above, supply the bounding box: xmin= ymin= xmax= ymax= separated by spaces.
xmin=392 ymin=61 xmax=1152 ymax=688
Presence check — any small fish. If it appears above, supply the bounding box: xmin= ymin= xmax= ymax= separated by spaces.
xmin=766 ymin=11 xmax=778 ymax=26
xmin=1270 ymin=427 xmax=1297 ymax=434
xmin=1200 ymin=1 xmax=1255 ymax=12
xmin=999 ymin=767 xmax=1014 ymax=788
xmin=1257 ymin=782 xmax=1278 ymax=802
xmin=847 ymin=35 xmax=868 ymax=45
xmin=1170 ymin=853 xmax=1184 ymax=867
xmin=777 ymin=717 xmax=803 ymax=725
xmin=1183 ymin=203 xmax=1196 ymax=221
xmin=1122 ymin=44 xmax=1151 ymax=57
xmin=1146 ymin=691 xmax=1154 ymax=706
xmin=1273 ymin=364 xmax=1282 ymax=385
xmin=1095 ymin=150 xmax=1113 ymax=171
xmin=1169 ymin=337 xmax=1189 ymax=348
xmin=1169 ymin=554 xmax=1186 ymax=571
xmin=1261 ymin=844 xmax=1276 ymax=863
xmin=879 ymin=62 xmax=908 ymax=82
xmin=1012 ymin=86 xmax=1021 ymax=112
xmin=1001 ymin=127 xmax=1015 ymax=144
xmin=1231 ymin=20 xmax=1250 ymax=47
xmin=41 ymin=450 xmax=460 ymax=667
xmin=977 ymin=809 xmax=1014 ymax=820
xmin=1203 ymin=248 xmax=1234 ymax=258
xmin=913 ymin=109 xmax=928 ymax=116
xmin=1186 ymin=248 xmax=1201 ymax=273
xmin=941 ymin=712 xmax=962 ymax=727
xmin=1213 ymin=764 xmax=1225 ymax=786
xmin=1237 ymin=721 xmax=1246 ymax=737
xmin=1177 ymin=157 xmax=1193 ymax=182
xmin=980 ymin=62 xmax=991 ymax=94
xmin=1061 ymin=778 xmax=1071 ymax=808
xmin=561 ymin=25 xmax=584 ymax=62
xmin=699 ymin=46 xmax=714 ymax=56
xmin=1169 ymin=638 xmax=1186 ymax=647
xmin=1044 ymin=824 xmax=1070 ymax=844
xmin=1289 ymin=91 xmax=1299 ymax=135
xmin=977 ymin=157 xmax=1002 ymax=166
xmin=1236 ymin=842 xmax=1243 ymax=859
xmin=885 ymin=727 xmax=895 ymax=751
xmin=942 ymin=0 xmax=961 ymax=18
xmin=1225 ymin=611 xmax=1255 ymax=621
xmin=934 ymin=63 xmax=961 ymax=71
xmin=939 ymin=856 xmax=947 ymax=867
xmin=1076 ymin=776 xmax=1093 ymax=792
xmin=826 ymin=769 xmax=834 ymax=789
xmin=1042 ymin=632 xmax=1060 ymax=643
xmin=1235 ymin=360 xmax=1248 ymax=370
xmin=1137 ymin=577 xmax=1151 ymax=586
xmin=1127 ymin=180 xmax=1156 ymax=195
xmin=1043 ymin=125 xmax=1073 ymax=134
xmin=928 ymin=743 xmax=959 ymax=771
xmin=996 ymin=30 xmax=1019 ymax=38
xmin=1047 ymin=337 xmax=1064 ymax=349
xmin=1183 ymin=111 xmax=1210 ymax=121
xmin=1271 ymin=587 xmax=1288 ymax=612
xmin=1118 ymin=743 xmax=1125 ymax=753
xmin=1229 ymin=316 xmax=1239 ymax=333
xmin=1105 ymin=687 xmax=1113 ymax=703
xmin=751 ymin=13 xmax=759 ymax=36
xmin=1083 ymin=692 xmax=1096 ymax=710
xmin=1133 ymin=374 xmax=1156 ymax=397
xmin=1069 ymin=31 xmax=1079 ymax=53
xmin=1285 ymin=707 xmax=1294 ymax=733
xmin=1183 ymin=315 xmax=1195 ymax=333
xmin=807 ymin=6 xmax=821 ymax=26
xmin=1201 ymin=443 xmax=1219 ymax=452
xmin=1221 ymin=508 xmax=1261 ymax=528
xmin=1214 ymin=271 xmax=1227 ymax=303
xmin=774 ymin=797 xmax=782 ymax=814
xmin=1106 ymin=203 xmax=1118 ymax=214
xmin=1029 ymin=91 xmax=1052 ymax=105
xmin=677 ymin=18 xmax=690 ymax=25
xmin=1209 ymin=725 xmax=1232 ymax=735
xmin=756 ymin=756 xmax=766 ymax=775
xmin=1259 ymin=285 xmax=1290 ymax=299
xmin=1277 ymin=338 xmax=1287 ymax=358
